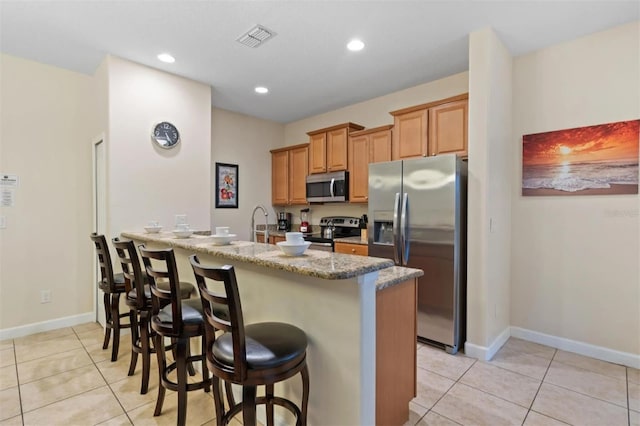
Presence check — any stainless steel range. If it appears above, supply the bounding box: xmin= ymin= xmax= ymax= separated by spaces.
xmin=304 ymin=216 xmax=361 ymax=251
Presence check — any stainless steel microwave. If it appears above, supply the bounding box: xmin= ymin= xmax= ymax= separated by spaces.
xmin=306 ymin=171 xmax=349 ymax=203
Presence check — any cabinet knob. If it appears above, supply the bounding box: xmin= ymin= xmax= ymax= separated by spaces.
xmin=351 ymin=249 xmax=356 ymax=253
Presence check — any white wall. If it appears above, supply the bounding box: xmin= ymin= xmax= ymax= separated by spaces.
xmin=0 ymin=54 xmax=94 ymax=329
xmin=466 ymin=29 xmax=514 ymax=358
xmin=511 ymin=21 xmax=640 ymax=356
xmin=211 ymin=108 xmax=284 ymax=239
xmin=106 ymin=56 xmax=212 ymax=237
xmin=285 ymin=72 xmax=469 ymax=145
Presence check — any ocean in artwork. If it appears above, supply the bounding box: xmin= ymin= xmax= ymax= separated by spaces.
xmin=523 ymin=158 xmax=638 ymax=192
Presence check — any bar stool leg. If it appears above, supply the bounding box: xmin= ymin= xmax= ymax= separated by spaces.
xmin=300 ymin=364 xmax=310 ymax=426
xmin=128 ymin=310 xmax=139 ymax=376
xmin=176 ymin=337 xmax=189 ymax=426
xmin=110 ymin=294 xmax=121 ymax=361
xmin=139 ymin=311 xmax=151 ymax=394
xmin=212 ymin=378 xmax=225 ymax=426
xmin=242 ymin=385 xmax=257 ymax=426
xmin=266 ymin=384 xmax=275 ymax=426
xmin=102 ymin=293 xmax=111 ymax=349
xmin=154 ymin=332 xmax=167 ymax=416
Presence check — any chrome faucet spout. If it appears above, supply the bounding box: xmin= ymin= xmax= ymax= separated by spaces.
xmin=250 ymin=205 xmax=269 ymax=242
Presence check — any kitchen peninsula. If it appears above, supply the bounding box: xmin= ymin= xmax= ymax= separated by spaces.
xmin=122 ymin=231 xmax=423 ymax=425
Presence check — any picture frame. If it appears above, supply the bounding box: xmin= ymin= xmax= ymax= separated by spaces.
xmin=215 ymin=162 xmax=238 ymax=208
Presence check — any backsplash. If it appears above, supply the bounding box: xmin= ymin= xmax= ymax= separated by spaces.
xmin=276 ymin=204 xmax=367 ymax=226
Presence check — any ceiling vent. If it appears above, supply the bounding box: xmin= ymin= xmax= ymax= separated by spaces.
xmin=237 ymin=25 xmax=276 ymax=48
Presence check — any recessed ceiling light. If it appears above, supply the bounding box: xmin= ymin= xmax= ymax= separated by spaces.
xmin=255 ymin=86 xmax=269 ymax=94
xmin=157 ymin=53 xmax=175 ymax=63
xmin=347 ymin=39 xmax=365 ymax=52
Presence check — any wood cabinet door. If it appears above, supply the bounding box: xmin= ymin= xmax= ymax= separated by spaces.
xmin=308 ymin=133 xmax=326 ymax=174
xmin=271 ymin=150 xmax=289 ymax=205
xmin=348 ymin=134 xmax=370 ymax=203
xmin=289 ymin=145 xmax=309 ymax=205
xmin=271 ymin=235 xmax=286 ymax=244
xmin=392 ymin=109 xmax=428 ymax=160
xmin=428 ymin=99 xmax=468 ymax=156
xmin=326 ymin=127 xmax=349 ymax=171
xmin=370 ymin=129 xmax=392 ymax=163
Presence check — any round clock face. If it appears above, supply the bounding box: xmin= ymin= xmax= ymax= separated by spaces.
xmin=152 ymin=122 xmax=180 ymax=149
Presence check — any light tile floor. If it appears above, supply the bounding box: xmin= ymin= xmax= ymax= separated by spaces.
xmin=0 ymin=323 xmax=638 ymax=425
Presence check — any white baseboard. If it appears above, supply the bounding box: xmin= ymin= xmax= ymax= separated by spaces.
xmin=464 ymin=326 xmax=511 ymax=361
xmin=0 ymin=312 xmax=95 ymax=340
xmin=511 ymin=326 xmax=640 ymax=369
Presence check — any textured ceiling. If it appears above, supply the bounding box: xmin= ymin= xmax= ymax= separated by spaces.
xmin=1 ymin=1 xmax=638 ymax=123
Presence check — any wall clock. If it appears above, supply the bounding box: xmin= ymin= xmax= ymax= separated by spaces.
xmin=152 ymin=121 xmax=180 ymax=149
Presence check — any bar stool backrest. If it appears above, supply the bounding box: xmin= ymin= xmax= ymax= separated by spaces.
xmin=139 ymin=245 xmax=183 ymax=335
xmin=189 ymin=255 xmax=247 ymax=382
xmin=112 ymin=238 xmax=146 ymax=309
xmin=90 ymin=233 xmax=117 ymax=293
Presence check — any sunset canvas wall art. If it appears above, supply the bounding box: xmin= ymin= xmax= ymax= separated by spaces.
xmin=522 ymin=119 xmax=639 ymax=196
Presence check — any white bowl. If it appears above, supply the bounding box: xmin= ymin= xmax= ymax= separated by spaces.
xmin=211 ymin=233 xmax=236 ymax=246
xmin=276 ymin=241 xmax=312 ymax=256
xmin=172 ymin=229 xmax=194 ymax=238
xmin=144 ymin=226 xmax=163 ymax=233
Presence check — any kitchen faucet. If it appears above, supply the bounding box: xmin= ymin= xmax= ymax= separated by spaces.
xmin=250 ymin=205 xmax=269 ymax=242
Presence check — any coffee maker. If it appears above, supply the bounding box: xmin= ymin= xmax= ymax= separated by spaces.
xmin=277 ymin=212 xmax=292 ymax=231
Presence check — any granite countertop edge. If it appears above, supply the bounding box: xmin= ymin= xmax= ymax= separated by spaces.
xmin=122 ymin=231 xmax=397 ymax=282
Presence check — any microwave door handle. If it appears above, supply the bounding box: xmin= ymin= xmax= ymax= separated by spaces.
xmin=393 ymin=192 xmax=401 ymax=265
xmin=401 ymin=193 xmax=409 ymax=265
xmin=330 ymin=178 xmax=335 ymax=197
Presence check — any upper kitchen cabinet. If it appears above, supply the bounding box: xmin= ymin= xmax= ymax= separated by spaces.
xmin=307 ymin=122 xmax=364 ymax=174
xmin=348 ymin=125 xmax=393 ymax=203
xmin=271 ymin=143 xmax=309 ymax=206
xmin=390 ymin=93 xmax=468 ymax=159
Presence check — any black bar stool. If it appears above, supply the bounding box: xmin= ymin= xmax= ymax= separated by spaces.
xmin=190 ymin=255 xmax=310 ymax=426
xmin=139 ymin=245 xmax=210 ymax=426
xmin=112 ymin=237 xmax=195 ymax=394
xmin=90 ymin=233 xmax=132 ymax=362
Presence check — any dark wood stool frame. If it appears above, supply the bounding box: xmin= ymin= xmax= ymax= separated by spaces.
xmin=139 ymin=245 xmax=210 ymax=426
xmin=90 ymin=233 xmax=132 ymax=362
xmin=111 ymin=237 xmax=156 ymax=394
xmin=190 ymin=256 xmax=310 ymax=426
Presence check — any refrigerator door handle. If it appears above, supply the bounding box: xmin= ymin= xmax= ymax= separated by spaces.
xmin=393 ymin=192 xmax=401 ymax=265
xmin=400 ymin=192 xmax=409 ymax=265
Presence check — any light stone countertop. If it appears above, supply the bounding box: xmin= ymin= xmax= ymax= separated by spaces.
xmin=122 ymin=231 xmax=422 ymax=289
xmin=122 ymin=231 xmax=394 ymax=281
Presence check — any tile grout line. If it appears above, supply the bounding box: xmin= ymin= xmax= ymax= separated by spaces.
xmin=520 ymin=348 xmax=559 ymax=425
xmin=73 ymin=325 xmax=136 ymax=426
xmin=426 ymin=353 xmax=477 ymax=425
xmin=11 ymin=340 xmax=25 ymax=426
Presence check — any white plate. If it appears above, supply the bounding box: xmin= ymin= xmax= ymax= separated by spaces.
xmin=276 ymin=241 xmax=311 ymax=256
xmin=211 ymin=234 xmax=236 ymax=245
xmin=144 ymin=226 xmax=163 ymax=233
xmin=173 ymin=229 xmax=194 ymax=238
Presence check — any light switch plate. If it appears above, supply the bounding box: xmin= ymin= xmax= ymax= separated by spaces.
xmin=0 ymin=216 xmax=5 ymax=229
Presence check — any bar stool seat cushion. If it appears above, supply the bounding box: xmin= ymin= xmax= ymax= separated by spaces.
xmin=213 ymin=322 xmax=307 ymax=370
xmin=128 ymin=282 xmax=194 ymax=301
xmin=157 ymin=298 xmax=203 ymax=325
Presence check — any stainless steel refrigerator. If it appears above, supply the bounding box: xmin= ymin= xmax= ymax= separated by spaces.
xmin=368 ymin=154 xmax=467 ymax=354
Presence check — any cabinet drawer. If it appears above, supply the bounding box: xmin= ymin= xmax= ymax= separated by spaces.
xmin=334 ymin=242 xmax=368 ymax=256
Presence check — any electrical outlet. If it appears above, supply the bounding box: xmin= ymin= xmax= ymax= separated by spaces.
xmin=40 ymin=290 xmax=51 ymax=304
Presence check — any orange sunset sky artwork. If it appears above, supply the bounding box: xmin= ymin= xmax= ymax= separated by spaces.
xmin=522 ymin=119 xmax=639 ymax=196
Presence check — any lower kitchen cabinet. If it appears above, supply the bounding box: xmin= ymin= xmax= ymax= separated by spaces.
xmin=376 ymin=278 xmax=417 ymax=425
xmin=271 ymin=143 xmax=309 ymax=206
xmin=334 ymin=241 xmax=368 ymax=256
